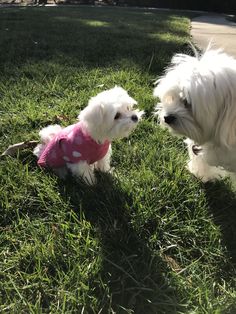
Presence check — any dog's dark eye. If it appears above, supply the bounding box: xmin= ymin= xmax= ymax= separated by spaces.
xmin=183 ymin=99 xmax=191 ymax=109
xmin=114 ymin=112 xmax=121 ymax=120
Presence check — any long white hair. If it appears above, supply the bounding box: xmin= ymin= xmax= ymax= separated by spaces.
xmin=154 ymin=49 xmax=236 ymax=147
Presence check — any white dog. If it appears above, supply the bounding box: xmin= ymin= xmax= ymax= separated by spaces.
xmin=154 ymin=49 xmax=236 ymax=182
xmin=34 ymin=86 xmax=143 ymax=185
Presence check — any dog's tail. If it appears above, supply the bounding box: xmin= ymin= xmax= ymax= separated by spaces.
xmin=33 ymin=124 xmax=62 ymax=158
xmin=39 ymin=125 xmax=62 ymax=144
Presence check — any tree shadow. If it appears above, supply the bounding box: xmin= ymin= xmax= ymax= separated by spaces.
xmin=204 ymin=180 xmax=236 ymax=263
xmin=0 ymin=6 xmax=192 ymax=75
xmin=58 ymin=173 xmax=183 ymax=313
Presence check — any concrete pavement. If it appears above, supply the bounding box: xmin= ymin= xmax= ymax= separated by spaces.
xmin=191 ymin=15 xmax=236 ymax=57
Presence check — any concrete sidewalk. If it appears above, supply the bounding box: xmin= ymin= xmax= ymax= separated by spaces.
xmin=191 ymin=15 xmax=236 ymax=58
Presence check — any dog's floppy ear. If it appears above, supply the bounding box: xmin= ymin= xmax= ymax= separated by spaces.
xmin=78 ymin=101 xmax=107 ymax=141
xmin=78 ymin=102 xmax=104 ymax=125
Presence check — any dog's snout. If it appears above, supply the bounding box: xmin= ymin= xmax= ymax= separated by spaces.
xmin=131 ymin=114 xmax=138 ymax=123
xmin=164 ymin=115 xmax=176 ymax=124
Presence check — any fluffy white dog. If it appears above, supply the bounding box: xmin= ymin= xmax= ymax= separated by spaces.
xmin=34 ymin=86 xmax=143 ymax=185
xmin=154 ymin=49 xmax=236 ymax=182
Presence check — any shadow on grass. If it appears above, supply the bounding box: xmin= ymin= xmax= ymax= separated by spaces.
xmin=204 ymin=181 xmax=236 ymax=264
xmin=59 ymin=173 xmax=182 ymax=313
xmin=1 ymin=150 xmax=182 ymax=312
xmin=0 ymin=6 xmax=192 ymax=75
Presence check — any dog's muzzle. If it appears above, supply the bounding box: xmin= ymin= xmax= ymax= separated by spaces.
xmin=164 ymin=115 xmax=176 ymax=124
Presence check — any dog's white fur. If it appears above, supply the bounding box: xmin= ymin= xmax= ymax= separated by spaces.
xmin=154 ymin=49 xmax=236 ymax=182
xmin=34 ymin=86 xmax=143 ymax=185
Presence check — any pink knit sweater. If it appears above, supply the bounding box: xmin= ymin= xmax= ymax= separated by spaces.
xmin=38 ymin=122 xmax=110 ymax=168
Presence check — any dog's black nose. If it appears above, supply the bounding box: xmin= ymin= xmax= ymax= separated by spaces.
xmin=164 ymin=115 xmax=176 ymax=124
xmin=131 ymin=114 xmax=138 ymax=122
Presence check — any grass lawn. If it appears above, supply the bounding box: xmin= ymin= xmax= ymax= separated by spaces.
xmin=0 ymin=5 xmax=236 ymax=313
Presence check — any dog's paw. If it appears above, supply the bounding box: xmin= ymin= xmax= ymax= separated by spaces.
xmin=187 ymin=160 xmax=227 ymax=182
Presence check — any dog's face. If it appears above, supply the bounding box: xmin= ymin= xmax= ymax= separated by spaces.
xmin=154 ymin=85 xmax=205 ymax=145
xmin=79 ymin=86 xmax=143 ymax=141
xmin=154 ymin=50 xmax=236 ymax=146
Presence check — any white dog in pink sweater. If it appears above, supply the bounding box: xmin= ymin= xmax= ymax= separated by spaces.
xmin=34 ymin=86 xmax=143 ymax=185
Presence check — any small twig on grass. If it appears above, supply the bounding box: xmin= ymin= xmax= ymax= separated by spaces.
xmin=147 ymin=51 xmax=155 ymax=72
xmin=1 ymin=140 xmax=39 ymax=158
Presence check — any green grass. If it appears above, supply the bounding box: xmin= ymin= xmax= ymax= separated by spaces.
xmin=0 ymin=6 xmax=236 ymax=313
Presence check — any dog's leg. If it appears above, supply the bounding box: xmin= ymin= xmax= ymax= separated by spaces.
xmin=187 ymin=154 xmax=226 ymax=182
xmin=186 ymin=139 xmax=227 ymax=182
xmin=95 ymin=146 xmax=112 ymax=172
xmin=67 ymin=161 xmax=96 ymax=185
xmin=53 ymin=167 xmax=68 ymax=179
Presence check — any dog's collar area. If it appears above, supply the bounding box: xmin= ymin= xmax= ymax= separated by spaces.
xmin=192 ymin=144 xmax=202 ymax=155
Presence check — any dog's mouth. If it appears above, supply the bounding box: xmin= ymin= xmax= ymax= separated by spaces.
xmin=158 ymin=112 xmax=179 ymax=131
xmin=106 ymin=113 xmax=141 ymax=140
xmin=163 ymin=116 xmax=205 ymax=146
